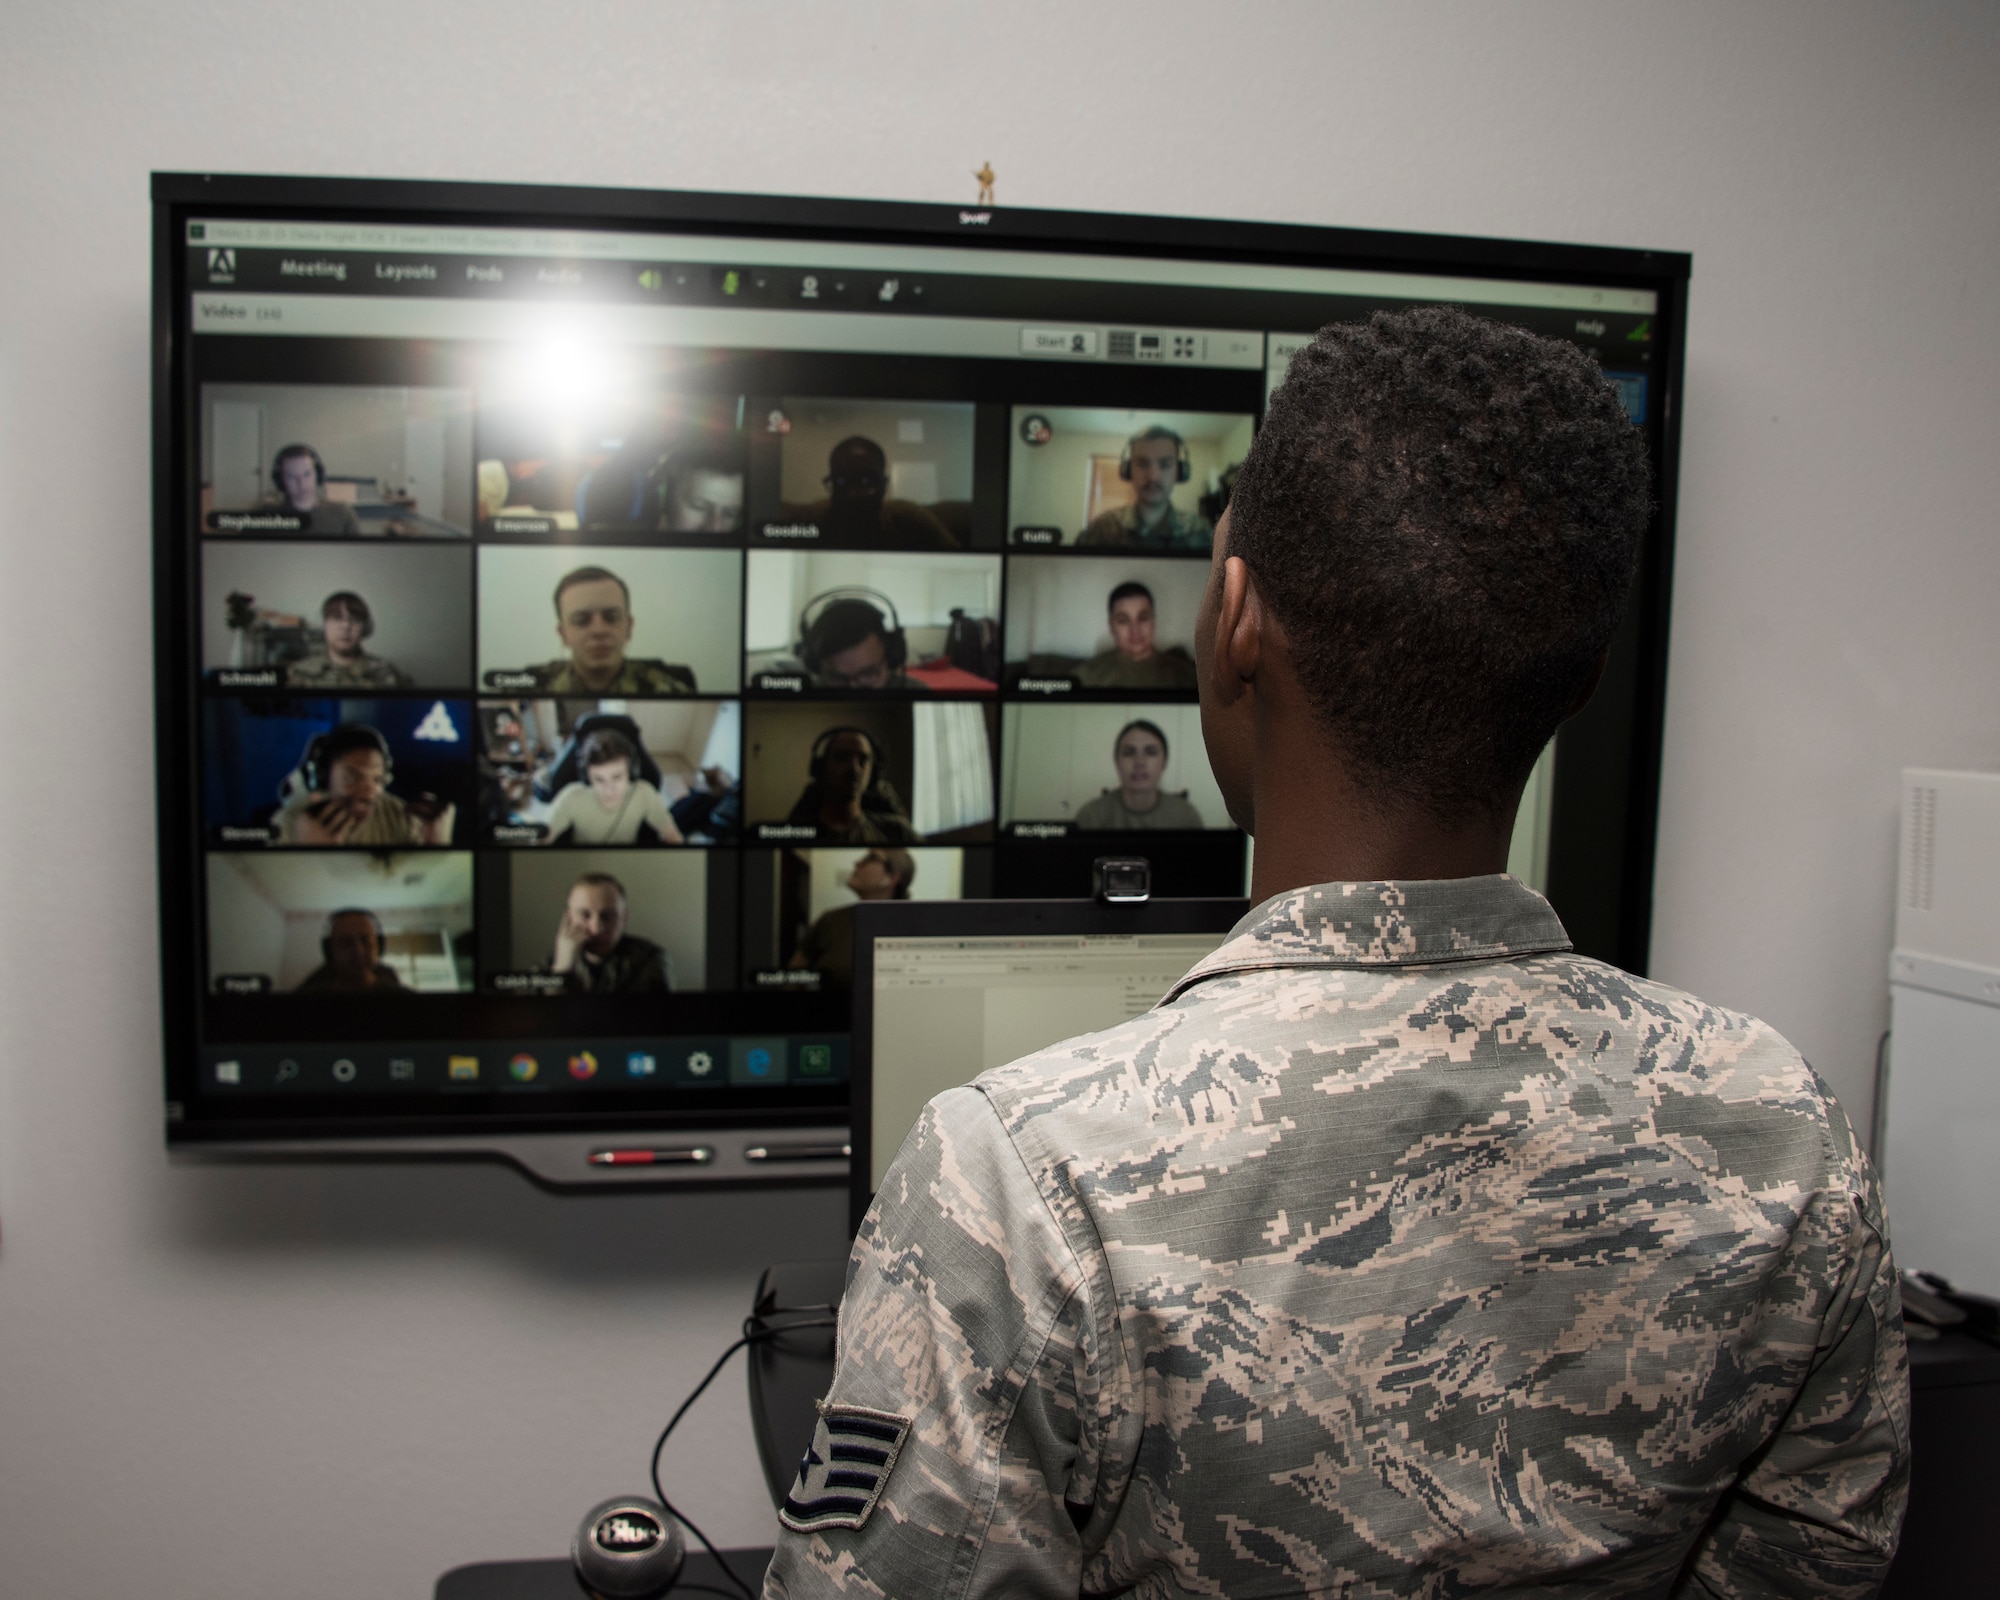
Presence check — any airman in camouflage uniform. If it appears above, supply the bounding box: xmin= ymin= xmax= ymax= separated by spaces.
xmin=1076 ymin=500 xmax=1214 ymax=552
xmin=284 ymin=649 xmax=412 ymax=689
xmin=525 ymin=657 xmax=696 ymax=695
xmin=768 ymin=306 xmax=1911 ymax=1597
xmin=767 ymin=876 xmax=1908 ymax=1599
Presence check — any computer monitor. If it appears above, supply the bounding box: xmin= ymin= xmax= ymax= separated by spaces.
xmin=848 ymin=897 xmax=1249 ymax=1232
xmin=153 ymin=173 xmax=1685 ymax=1187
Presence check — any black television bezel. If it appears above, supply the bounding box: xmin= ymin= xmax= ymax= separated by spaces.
xmin=152 ymin=171 xmax=1689 ymax=1165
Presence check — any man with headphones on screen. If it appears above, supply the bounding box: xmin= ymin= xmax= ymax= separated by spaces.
xmin=293 ymin=908 xmax=404 ymax=993
xmin=799 ymin=593 xmax=931 ymax=692
xmin=1076 ymin=426 xmax=1214 ymax=551
xmin=273 ymin=723 xmax=456 ymax=847
xmin=767 ymin=310 xmax=1906 ymax=1598
xmin=264 ymin=443 xmax=363 ymax=535
xmin=284 ymin=592 xmax=414 ymax=689
xmin=784 ymin=727 xmax=918 ymax=844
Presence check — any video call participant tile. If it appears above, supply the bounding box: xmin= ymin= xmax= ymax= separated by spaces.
xmin=201 ymin=383 xmax=476 ymax=538
xmin=203 ymin=698 xmax=475 ymax=848
xmin=1003 ymin=556 xmax=1205 ymax=695
xmin=1006 ymin=406 xmax=1253 ymax=552
xmin=757 ymin=398 xmax=977 ymax=551
xmin=200 ymin=542 xmax=473 ymax=691
xmin=742 ymin=846 xmax=982 ymax=992
xmin=742 ymin=700 xmax=997 ymax=846
xmin=477 ymin=698 xmax=741 ymax=846
xmin=1000 ymin=702 xmax=1228 ymax=835
xmin=475 ymin=392 xmax=744 ymax=541
xmin=494 ymin=850 xmax=713 ymax=996
xmin=743 ymin=549 xmax=1001 ymax=693
xmin=476 ymin=546 xmax=742 ymax=697
xmin=206 ymin=852 xmax=474 ymax=995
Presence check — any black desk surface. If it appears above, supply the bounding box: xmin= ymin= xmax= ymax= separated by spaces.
xmin=437 ymin=1547 xmax=770 ymax=1599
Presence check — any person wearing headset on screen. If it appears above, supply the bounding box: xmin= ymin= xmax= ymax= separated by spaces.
xmin=801 ymin=595 xmax=931 ymax=692
xmin=547 ymin=872 xmax=671 ymax=993
xmin=522 ymin=566 xmax=698 ymax=696
xmin=1073 ymin=581 xmax=1198 ymax=690
xmin=785 ymin=727 xmax=918 ymax=844
xmin=293 ymin=908 xmax=404 ymax=993
xmin=1071 ymin=718 xmax=1204 ymax=830
xmin=787 ymin=848 xmax=915 ymax=985
xmin=540 ymin=728 xmax=685 ymax=846
xmin=1076 ymin=427 xmax=1214 ymax=551
xmin=273 ymin=723 xmax=456 ymax=846
xmin=283 ymin=592 xmax=414 ymax=689
xmin=262 ymin=443 xmax=363 ymax=535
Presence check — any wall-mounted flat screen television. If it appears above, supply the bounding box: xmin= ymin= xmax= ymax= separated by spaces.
xmin=153 ymin=173 xmax=1687 ymax=1187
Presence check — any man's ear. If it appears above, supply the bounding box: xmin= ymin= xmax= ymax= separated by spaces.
xmin=1208 ymin=555 xmax=1261 ymax=701
xmin=1564 ymin=648 xmax=1611 ymax=721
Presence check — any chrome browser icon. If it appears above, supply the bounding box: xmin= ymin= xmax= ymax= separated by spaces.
xmin=509 ymin=1053 xmax=538 ymax=1082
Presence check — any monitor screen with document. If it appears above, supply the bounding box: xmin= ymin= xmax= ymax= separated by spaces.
xmin=848 ymin=897 xmax=1248 ymax=1231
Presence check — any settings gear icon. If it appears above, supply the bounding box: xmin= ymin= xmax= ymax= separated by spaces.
xmin=685 ymin=1050 xmax=715 ymax=1078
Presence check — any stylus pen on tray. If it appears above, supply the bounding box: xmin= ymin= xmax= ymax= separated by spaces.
xmin=588 ymin=1146 xmax=716 ymax=1167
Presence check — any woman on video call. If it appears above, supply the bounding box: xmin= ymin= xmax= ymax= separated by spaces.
xmin=1072 ymin=718 xmax=1203 ymax=830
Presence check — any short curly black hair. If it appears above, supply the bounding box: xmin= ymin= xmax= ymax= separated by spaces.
xmin=1225 ymin=305 xmax=1651 ymax=827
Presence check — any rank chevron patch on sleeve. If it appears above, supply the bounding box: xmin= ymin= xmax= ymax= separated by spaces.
xmin=778 ymin=1403 xmax=912 ymax=1533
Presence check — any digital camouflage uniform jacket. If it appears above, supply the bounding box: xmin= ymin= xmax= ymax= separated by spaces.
xmin=1076 ymin=502 xmax=1215 ymax=551
xmin=766 ymin=877 xmax=1908 ymax=1600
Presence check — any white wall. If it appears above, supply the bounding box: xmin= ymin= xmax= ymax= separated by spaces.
xmin=4 ymin=4 xmax=1998 ymax=1597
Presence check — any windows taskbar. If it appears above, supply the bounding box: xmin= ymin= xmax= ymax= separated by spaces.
xmin=199 ymin=1035 xmax=846 ymax=1095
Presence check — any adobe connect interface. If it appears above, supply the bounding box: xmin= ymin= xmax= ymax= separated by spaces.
xmin=180 ymin=216 xmax=1657 ymax=1105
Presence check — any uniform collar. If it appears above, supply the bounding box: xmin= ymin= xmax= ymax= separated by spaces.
xmin=1164 ymin=875 xmax=1571 ymax=1002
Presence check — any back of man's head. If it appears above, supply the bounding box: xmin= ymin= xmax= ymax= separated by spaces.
xmin=1227 ymin=305 xmax=1650 ymax=826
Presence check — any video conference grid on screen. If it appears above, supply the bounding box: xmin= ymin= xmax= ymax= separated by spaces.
xmin=181 ymin=215 xmax=1655 ymax=1098
xmin=193 ymin=381 xmax=1241 ymax=1045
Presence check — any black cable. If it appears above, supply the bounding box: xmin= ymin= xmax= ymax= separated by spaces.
xmin=647 ymin=1311 xmax=840 ymax=1600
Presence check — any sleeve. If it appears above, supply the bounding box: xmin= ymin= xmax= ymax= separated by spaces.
xmin=1677 ymin=1113 xmax=1911 ymax=1599
xmin=544 ymin=786 xmax=582 ymax=837
xmin=763 ymin=1088 xmax=1098 ymax=1600
xmin=641 ymin=783 xmax=682 ymax=843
